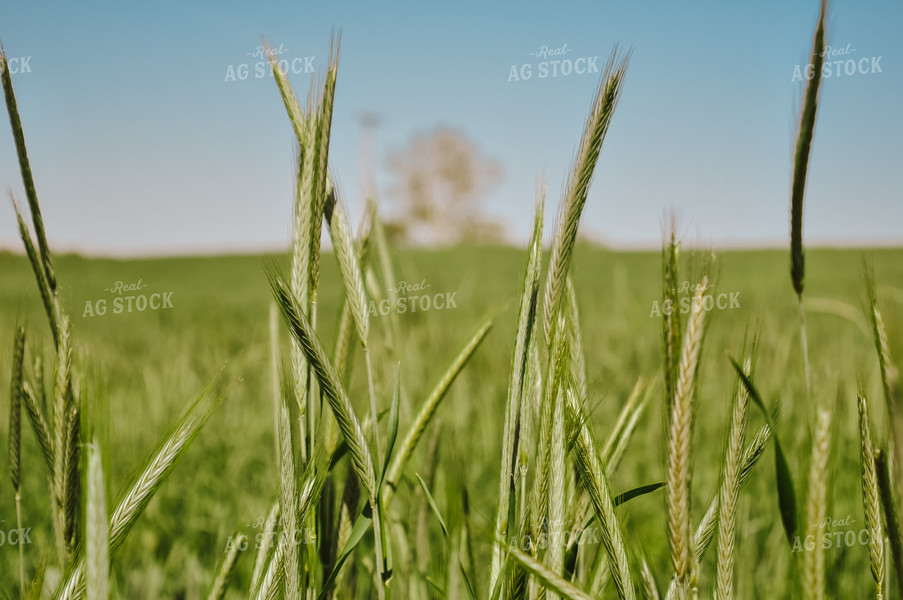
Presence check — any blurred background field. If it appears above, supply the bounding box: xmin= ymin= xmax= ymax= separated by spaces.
xmin=1 ymin=244 xmax=901 ymax=598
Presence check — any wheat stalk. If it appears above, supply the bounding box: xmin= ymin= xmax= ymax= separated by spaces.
xmin=309 ymin=38 xmax=340 ymax=304
xmin=865 ymin=265 xmax=903 ymax=505
xmin=278 ymin=400 xmax=301 ymax=600
xmin=542 ymin=49 xmax=629 ymax=343
xmin=714 ymin=359 xmax=750 ymax=600
xmin=265 ymin=38 xmax=316 ymax=462
xmin=209 ymin=532 xmax=245 ymax=600
xmin=53 ymin=314 xmax=75 ymax=565
xmin=323 ymin=175 xmax=383 ymax=497
xmin=667 ymin=278 xmax=708 ymax=595
xmin=11 ymin=201 xmax=59 ymax=342
xmin=858 ymin=394 xmax=885 ymax=599
xmin=252 ymin=503 xmax=281 ymax=592
xmin=55 ymin=383 xmax=226 ymax=599
xmin=673 ymin=423 xmax=770 ymax=598
xmin=640 ymin=553 xmax=660 ymax=600
xmin=267 ymin=267 xmax=389 ymax=596
xmin=790 ymin=0 xmax=827 ymax=395
xmin=21 ymin=381 xmax=54 ymax=475
xmin=661 ymin=217 xmax=682 ymax=417
xmin=566 ymin=387 xmax=635 ymax=600
xmin=565 ymin=277 xmax=588 ymax=400
xmin=269 ymin=268 xmax=375 ymax=499
xmin=875 ymin=449 xmax=903 ymax=598
xmin=325 ymin=176 xmax=370 ymax=347
xmin=334 ymin=204 xmax=375 ymax=381
xmin=1 ymin=50 xmax=57 ymax=295
xmin=803 ymin=407 xmax=831 ymax=600
xmin=548 ymin=318 xmax=570 ymax=588
xmin=252 ymin=539 xmax=286 ymax=600
xmin=491 ymin=184 xmax=545 ymax=593
xmin=602 ymin=377 xmax=650 ymax=469
xmin=9 ymin=323 xmax=26 ymax=596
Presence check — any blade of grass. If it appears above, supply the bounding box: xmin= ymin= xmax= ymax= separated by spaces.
xmin=384 ymin=316 xmax=494 ymax=505
xmin=318 ymin=510 xmax=372 ymax=600
xmin=505 ymin=544 xmax=594 ymax=600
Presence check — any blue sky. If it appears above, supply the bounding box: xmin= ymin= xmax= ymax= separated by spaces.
xmin=0 ymin=0 xmax=900 ymax=255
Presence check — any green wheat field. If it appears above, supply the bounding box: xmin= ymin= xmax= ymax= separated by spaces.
xmin=2 ymin=4 xmax=903 ymax=599
xmin=2 ymin=245 xmax=902 ymax=599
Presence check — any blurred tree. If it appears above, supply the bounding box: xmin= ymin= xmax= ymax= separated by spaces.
xmin=385 ymin=128 xmax=504 ymax=245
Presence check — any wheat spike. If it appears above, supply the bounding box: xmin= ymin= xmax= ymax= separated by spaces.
xmin=252 ymin=503 xmax=281 ymax=592
xmin=56 ymin=384 xmax=226 ymax=599
xmin=542 ymin=49 xmax=629 ymax=342
xmin=2 ymin=50 xmax=57 ymax=293
xmin=875 ymin=449 xmax=903 ymax=598
xmin=9 ymin=323 xmax=25 ymax=492
xmin=548 ymin=318 xmax=570 ymax=587
xmin=667 ymin=278 xmax=708 ymax=594
xmin=21 ymin=381 xmax=54 ymax=476
xmin=252 ymin=541 xmax=286 ymax=600
xmin=10 ymin=323 xmax=26 ymax=596
xmin=640 ymin=553 xmax=660 ymax=600
xmin=661 ymin=218 xmax=682 ymax=417
xmin=278 ymin=400 xmax=301 ymax=600
xmin=209 ymin=532 xmax=245 ymax=600
xmin=324 ymin=175 xmax=370 ymax=346
xmin=714 ymin=359 xmax=750 ymax=600
xmin=790 ymin=0 xmax=827 ymax=298
xmin=566 ymin=387 xmax=635 ymax=600
xmin=858 ymin=395 xmax=885 ymax=598
xmin=268 ymin=269 xmax=376 ymax=499
xmin=803 ymin=408 xmax=831 ymax=600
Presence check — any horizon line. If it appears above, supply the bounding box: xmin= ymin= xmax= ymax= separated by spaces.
xmin=2 ymin=236 xmax=902 ymax=260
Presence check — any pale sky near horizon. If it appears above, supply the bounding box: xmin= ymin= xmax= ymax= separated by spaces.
xmin=0 ymin=0 xmax=900 ymax=256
